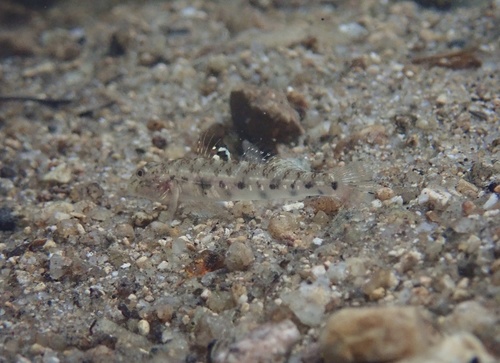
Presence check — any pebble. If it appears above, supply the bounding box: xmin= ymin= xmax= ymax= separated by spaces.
xmin=212 ymin=319 xmax=300 ymax=363
xmin=441 ymin=300 xmax=497 ymax=351
xmin=135 ymin=256 xmax=149 ymax=269
xmin=319 ymin=306 xmax=432 ymax=362
xmin=157 ymin=261 xmax=169 ymax=271
xmin=362 ymin=269 xmax=397 ymax=301
xmin=40 ymin=28 xmax=82 ymax=61
xmin=483 ymin=193 xmax=499 ymax=210
xmin=42 ymin=163 xmax=72 ymax=184
xmin=268 ymin=213 xmax=299 ymax=242
xmin=399 ymin=333 xmax=495 ymax=363
xmin=224 ymin=241 xmax=254 ymax=271
xmin=54 ymin=219 xmax=84 ymax=241
xmin=0 ymin=165 xmax=16 ymax=178
xmin=338 ymin=22 xmax=369 ymax=40
xmin=88 ymin=206 xmax=112 ymax=222
xmin=456 ymin=178 xmax=479 ymax=198
xmin=435 ymin=93 xmax=448 ymax=106
xmin=49 ymin=254 xmax=71 ymax=280
xmin=114 ymin=223 xmax=135 ymax=240
xmin=132 ymin=211 xmax=154 ymax=228
xmin=305 ymin=196 xmax=343 ymax=216
xmin=137 ymin=319 xmax=150 ymax=336
xmin=418 ymin=187 xmax=451 ymax=209
xmin=39 ymin=201 xmax=74 ymax=224
xmin=0 ymin=207 xmax=16 ymax=231
xmin=375 ymin=187 xmax=395 ymax=201
xmin=91 ymin=318 xmax=151 ymax=352
xmin=207 ymin=291 xmax=235 ymax=313
xmin=0 ymin=178 xmax=14 ymax=195
xmin=281 ymin=280 xmax=331 ymax=327
xmin=326 ymin=262 xmax=348 ymax=284
xmin=282 ymin=201 xmax=304 ymax=212
xmin=461 ymin=200 xmax=477 ymax=216
xmin=156 ymin=304 xmax=174 ymax=323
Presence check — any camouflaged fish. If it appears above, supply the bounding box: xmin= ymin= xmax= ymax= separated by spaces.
xmin=128 ymin=146 xmax=368 ymax=218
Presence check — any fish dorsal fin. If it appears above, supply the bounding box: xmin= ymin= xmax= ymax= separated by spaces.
xmin=195 ymin=133 xmax=232 ymax=162
xmin=241 ymin=140 xmax=271 ymax=164
xmin=195 ymin=131 xmax=219 ymax=158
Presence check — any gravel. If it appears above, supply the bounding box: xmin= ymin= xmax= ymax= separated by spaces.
xmin=0 ymin=0 xmax=499 ymax=362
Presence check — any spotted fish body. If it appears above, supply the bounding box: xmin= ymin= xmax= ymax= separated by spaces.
xmin=128 ymin=156 xmax=365 ymax=217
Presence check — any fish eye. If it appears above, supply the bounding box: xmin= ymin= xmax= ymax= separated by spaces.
xmin=136 ymin=168 xmax=145 ymax=177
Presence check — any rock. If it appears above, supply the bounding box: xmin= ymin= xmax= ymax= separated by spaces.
xmin=304 ymin=196 xmax=343 ymax=216
xmin=207 ymin=291 xmax=236 ymax=313
xmin=88 ymin=206 xmax=112 ymax=221
xmin=212 ymin=319 xmax=300 ymax=363
xmin=230 ymin=85 xmax=304 ymax=154
xmin=54 ymin=219 xmax=84 ymax=241
xmin=186 ymin=250 xmax=225 ymax=277
xmin=281 ymin=280 xmax=331 ymax=327
xmin=90 ymin=318 xmax=152 ymax=352
xmin=268 ymin=213 xmax=299 ymax=243
xmin=418 ymin=187 xmax=451 ymax=210
xmin=155 ymin=304 xmax=174 ymax=323
xmin=361 ymin=269 xmax=398 ymax=301
xmin=225 ymin=241 xmax=254 ymax=271
xmin=319 ymin=306 xmax=432 ymax=363
xmin=137 ymin=319 xmax=150 ymax=336
xmin=0 ymin=207 xmax=16 ymax=231
xmin=375 ymin=187 xmax=395 ymax=201
xmin=399 ymin=333 xmax=495 ymax=363
xmin=114 ymin=223 xmax=135 ymax=240
xmin=40 ymin=28 xmax=84 ymax=61
xmin=0 ymin=31 xmax=36 ymax=57
xmin=49 ymin=254 xmax=72 ymax=280
xmin=42 ymin=163 xmax=72 ymax=184
xmin=441 ymin=301 xmax=498 ymax=354
xmin=193 ymin=310 xmax=233 ymax=349
xmin=456 ymin=178 xmax=479 ymax=198
xmin=131 ymin=211 xmax=154 ymax=228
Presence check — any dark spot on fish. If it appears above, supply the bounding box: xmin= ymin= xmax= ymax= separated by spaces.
xmin=170 ymin=175 xmax=175 ymax=180
xmin=305 ymin=181 xmax=314 ymax=189
xmin=237 ymin=181 xmax=245 ymax=189
xmin=331 ymin=181 xmax=338 ymax=190
xmin=290 ymin=183 xmax=296 ymax=189
xmin=290 ymin=190 xmax=298 ymax=197
xmin=181 ymin=176 xmax=189 ymax=182
xmin=317 ymin=189 xmax=324 ymax=195
xmin=199 ymin=178 xmax=212 ymax=190
xmin=269 ymin=183 xmax=277 ymax=190
xmin=259 ymin=190 xmax=268 ymax=199
xmin=219 ymin=180 xmax=226 ymax=189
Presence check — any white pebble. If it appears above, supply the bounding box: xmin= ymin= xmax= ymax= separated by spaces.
xmin=312 ymin=265 xmax=326 ymax=277
xmin=137 ymin=319 xmax=150 ymax=336
xmin=338 ymin=22 xmax=368 ymax=39
xmin=418 ymin=188 xmax=451 ymax=208
xmin=312 ymin=237 xmax=324 ymax=246
xmin=157 ymin=261 xmax=169 ymax=270
xmin=483 ymin=193 xmax=499 ymax=210
xmin=282 ymin=202 xmax=304 ymax=211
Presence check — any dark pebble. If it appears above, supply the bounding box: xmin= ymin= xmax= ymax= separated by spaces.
xmin=0 ymin=207 xmax=16 ymax=231
xmin=152 ymin=135 xmax=168 ymax=149
xmin=0 ymin=166 xmax=16 ymax=179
